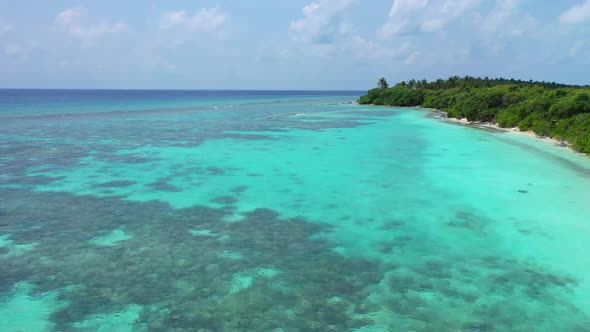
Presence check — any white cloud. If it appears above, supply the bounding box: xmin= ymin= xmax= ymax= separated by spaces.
xmin=559 ymin=0 xmax=590 ymax=24
xmin=350 ymin=36 xmax=417 ymax=63
xmin=284 ymin=0 xmax=421 ymax=66
xmin=569 ymin=40 xmax=589 ymax=56
xmin=422 ymin=0 xmax=478 ymax=30
xmin=378 ymin=0 xmax=479 ymax=39
xmin=476 ymin=0 xmax=537 ymax=53
xmin=4 ymin=44 xmax=24 ymax=58
xmin=0 ymin=20 xmax=12 ymax=35
xmin=3 ymin=44 xmax=23 ymax=57
xmin=389 ymin=0 xmax=429 ymax=16
xmin=289 ymin=0 xmax=355 ymax=44
xmin=56 ymin=8 xmax=81 ymax=26
xmin=56 ymin=8 xmax=127 ymax=40
xmin=3 ymin=41 xmax=38 ymax=59
xmin=159 ymin=6 xmax=228 ymax=32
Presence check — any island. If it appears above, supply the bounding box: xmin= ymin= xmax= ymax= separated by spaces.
xmin=359 ymin=76 xmax=590 ymax=154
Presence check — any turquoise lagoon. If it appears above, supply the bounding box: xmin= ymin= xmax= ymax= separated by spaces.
xmin=1 ymin=90 xmax=590 ymax=331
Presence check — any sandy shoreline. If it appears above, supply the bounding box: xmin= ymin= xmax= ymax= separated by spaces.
xmin=416 ymin=107 xmax=579 ymax=154
xmin=364 ymin=104 xmax=583 ymax=155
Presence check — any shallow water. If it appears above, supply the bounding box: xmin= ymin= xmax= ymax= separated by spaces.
xmin=1 ymin=91 xmax=590 ymax=331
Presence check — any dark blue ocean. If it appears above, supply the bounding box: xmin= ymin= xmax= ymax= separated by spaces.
xmin=0 ymin=89 xmax=363 ymax=117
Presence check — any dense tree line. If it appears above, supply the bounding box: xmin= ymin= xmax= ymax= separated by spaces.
xmin=359 ymin=76 xmax=590 ymax=154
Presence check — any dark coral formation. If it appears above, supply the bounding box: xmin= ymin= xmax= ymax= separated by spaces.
xmin=147 ymin=179 xmax=183 ymax=192
xmin=0 ymin=102 xmax=384 ymax=193
xmin=211 ymin=196 xmax=238 ymax=205
xmin=0 ymin=189 xmax=382 ymax=331
xmin=94 ymin=180 xmax=137 ymax=188
xmin=1 ymin=188 xmax=588 ymax=331
xmin=446 ymin=210 xmax=490 ymax=231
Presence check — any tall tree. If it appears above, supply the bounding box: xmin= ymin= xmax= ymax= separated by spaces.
xmin=377 ymin=77 xmax=389 ymax=89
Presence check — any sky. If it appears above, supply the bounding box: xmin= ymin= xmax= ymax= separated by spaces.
xmin=0 ymin=0 xmax=589 ymax=90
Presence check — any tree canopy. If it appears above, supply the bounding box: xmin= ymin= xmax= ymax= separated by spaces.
xmin=359 ymin=76 xmax=590 ymax=154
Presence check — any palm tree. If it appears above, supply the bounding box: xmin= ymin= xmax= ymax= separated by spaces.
xmin=420 ymin=79 xmax=428 ymax=89
xmin=377 ymin=77 xmax=389 ymax=89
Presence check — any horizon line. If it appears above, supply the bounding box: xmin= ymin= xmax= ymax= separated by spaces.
xmin=0 ymin=88 xmax=366 ymax=92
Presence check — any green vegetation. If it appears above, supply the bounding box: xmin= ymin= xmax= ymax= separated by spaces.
xmin=359 ymin=76 xmax=590 ymax=154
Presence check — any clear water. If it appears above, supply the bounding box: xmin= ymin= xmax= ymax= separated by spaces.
xmin=1 ymin=90 xmax=590 ymax=331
